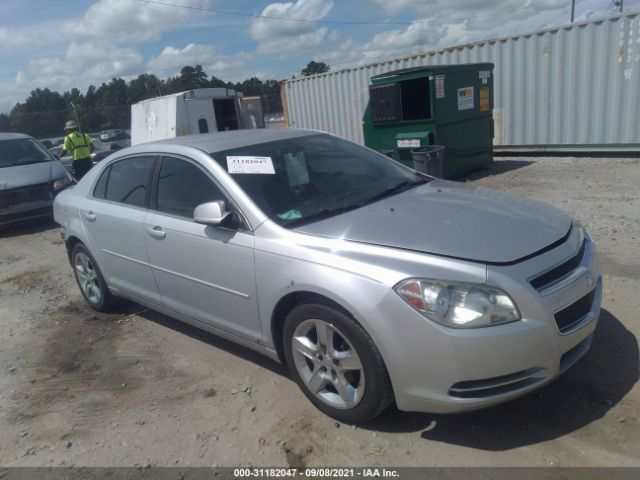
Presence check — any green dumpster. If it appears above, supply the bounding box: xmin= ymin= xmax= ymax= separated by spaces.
xmin=363 ymin=63 xmax=494 ymax=178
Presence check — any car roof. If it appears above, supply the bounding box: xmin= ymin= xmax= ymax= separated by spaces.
xmin=0 ymin=132 xmax=33 ymax=141
xmin=137 ymin=128 xmax=322 ymax=153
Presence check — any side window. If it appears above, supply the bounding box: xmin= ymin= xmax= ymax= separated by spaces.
xmin=104 ymin=156 xmax=155 ymax=207
xmin=93 ymin=165 xmax=111 ymax=199
xmin=157 ymin=156 xmax=226 ymax=218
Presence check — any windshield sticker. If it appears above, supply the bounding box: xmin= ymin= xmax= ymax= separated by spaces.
xmin=277 ymin=209 xmax=302 ymax=221
xmin=226 ymin=156 xmax=275 ymax=174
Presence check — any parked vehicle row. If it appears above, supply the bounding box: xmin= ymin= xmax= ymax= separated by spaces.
xmin=52 ymin=129 xmax=602 ymax=423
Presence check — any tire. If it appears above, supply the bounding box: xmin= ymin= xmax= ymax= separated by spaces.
xmin=283 ymin=303 xmax=393 ymax=424
xmin=71 ymin=243 xmax=119 ymax=312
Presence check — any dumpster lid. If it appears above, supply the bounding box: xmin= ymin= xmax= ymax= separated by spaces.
xmin=371 ymin=63 xmax=494 ymax=81
xmin=394 ymin=132 xmax=429 ymax=140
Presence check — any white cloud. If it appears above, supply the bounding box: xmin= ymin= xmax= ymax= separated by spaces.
xmin=375 ymin=0 xmax=566 ymax=17
xmin=147 ymin=43 xmax=252 ymax=78
xmin=371 ymin=0 xmax=622 ymax=31
xmin=0 ymin=24 xmax=62 ymax=50
xmin=361 ymin=17 xmax=447 ymax=62
xmin=17 ymin=42 xmax=143 ymax=95
xmin=250 ymin=0 xmax=334 ymax=55
xmin=317 ymin=0 xmax=624 ymax=70
xmin=0 ymin=27 xmax=33 ymax=48
xmin=64 ymin=0 xmax=207 ymax=44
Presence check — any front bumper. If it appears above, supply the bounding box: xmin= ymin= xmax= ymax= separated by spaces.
xmin=0 ymin=182 xmax=71 ymax=227
xmin=0 ymin=200 xmax=54 ymax=226
xmin=368 ymin=229 xmax=602 ymax=414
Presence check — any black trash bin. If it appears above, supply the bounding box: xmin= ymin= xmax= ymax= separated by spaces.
xmin=411 ymin=145 xmax=445 ymax=177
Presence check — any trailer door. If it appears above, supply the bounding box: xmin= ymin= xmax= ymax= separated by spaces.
xmin=212 ymin=98 xmax=239 ymax=131
xmin=238 ymin=96 xmax=265 ymax=129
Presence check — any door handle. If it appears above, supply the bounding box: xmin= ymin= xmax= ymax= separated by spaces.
xmin=146 ymin=226 xmax=166 ymax=239
xmin=83 ymin=210 xmax=96 ymax=222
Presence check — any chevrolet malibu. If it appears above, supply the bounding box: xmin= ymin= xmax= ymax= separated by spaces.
xmin=53 ymin=129 xmax=602 ymax=423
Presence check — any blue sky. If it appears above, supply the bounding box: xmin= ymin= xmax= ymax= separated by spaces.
xmin=0 ymin=0 xmax=637 ymax=113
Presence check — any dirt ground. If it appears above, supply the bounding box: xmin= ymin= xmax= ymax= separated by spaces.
xmin=0 ymin=156 xmax=638 ymax=467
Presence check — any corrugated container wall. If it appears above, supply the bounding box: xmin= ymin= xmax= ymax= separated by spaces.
xmin=282 ymin=12 xmax=640 ymax=148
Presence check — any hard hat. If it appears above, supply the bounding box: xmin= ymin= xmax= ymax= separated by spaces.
xmin=64 ymin=120 xmax=78 ymax=130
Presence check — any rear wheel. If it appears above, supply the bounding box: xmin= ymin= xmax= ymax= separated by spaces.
xmin=71 ymin=243 xmax=118 ymax=312
xmin=283 ymin=303 xmax=393 ymax=423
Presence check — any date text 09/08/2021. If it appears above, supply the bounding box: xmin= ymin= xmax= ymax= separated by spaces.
xmin=234 ymin=468 xmax=399 ymax=478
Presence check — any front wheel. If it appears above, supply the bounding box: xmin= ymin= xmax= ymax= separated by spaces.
xmin=283 ymin=303 xmax=393 ymax=423
xmin=71 ymin=243 xmax=119 ymax=312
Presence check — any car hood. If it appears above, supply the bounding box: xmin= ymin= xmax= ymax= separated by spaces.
xmin=0 ymin=161 xmax=67 ymax=190
xmin=293 ymin=179 xmax=572 ymax=264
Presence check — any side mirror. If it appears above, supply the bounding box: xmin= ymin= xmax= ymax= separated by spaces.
xmin=194 ymin=200 xmax=231 ymax=226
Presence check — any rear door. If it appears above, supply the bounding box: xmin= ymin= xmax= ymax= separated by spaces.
xmin=81 ymin=155 xmax=161 ymax=304
xmin=143 ymin=154 xmax=261 ymax=341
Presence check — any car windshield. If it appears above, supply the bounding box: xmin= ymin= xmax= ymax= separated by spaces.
xmin=211 ymin=134 xmax=429 ymax=227
xmin=0 ymin=138 xmax=54 ymax=168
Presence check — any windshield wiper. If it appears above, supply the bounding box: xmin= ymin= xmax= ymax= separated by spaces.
xmin=284 ymin=179 xmax=427 ymax=228
xmin=361 ymin=179 xmax=425 ymax=206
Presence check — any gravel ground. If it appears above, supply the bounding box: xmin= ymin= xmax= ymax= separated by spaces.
xmin=0 ymin=156 xmax=638 ymax=467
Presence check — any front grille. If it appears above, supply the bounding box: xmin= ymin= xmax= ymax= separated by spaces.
xmin=554 ymin=289 xmax=595 ymax=333
xmin=0 ymin=183 xmax=51 ymax=208
xmin=529 ymin=239 xmax=587 ymax=291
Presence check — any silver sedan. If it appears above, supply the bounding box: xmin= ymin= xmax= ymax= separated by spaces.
xmin=53 ymin=129 xmax=602 ymax=423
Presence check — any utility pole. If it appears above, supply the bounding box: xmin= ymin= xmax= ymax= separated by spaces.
xmin=69 ymin=101 xmax=82 ymax=135
xmin=571 ymin=0 xmax=575 ymax=23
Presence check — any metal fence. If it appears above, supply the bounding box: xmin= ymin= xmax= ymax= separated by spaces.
xmin=281 ymin=11 xmax=640 ymax=149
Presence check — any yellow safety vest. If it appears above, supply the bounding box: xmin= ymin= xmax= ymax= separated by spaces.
xmin=64 ymin=132 xmax=92 ymax=161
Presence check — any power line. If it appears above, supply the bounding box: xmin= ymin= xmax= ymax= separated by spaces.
xmin=138 ymin=0 xmax=530 ymax=26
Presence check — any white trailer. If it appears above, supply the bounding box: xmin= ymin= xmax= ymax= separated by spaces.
xmin=131 ymin=88 xmax=264 ymax=145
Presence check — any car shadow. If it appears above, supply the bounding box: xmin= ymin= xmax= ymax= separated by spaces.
xmin=456 ymin=159 xmax=534 ymax=182
xmin=363 ymin=309 xmax=638 ymax=447
xmin=137 ymin=308 xmax=289 ymax=377
xmin=0 ymin=217 xmax=58 ymax=238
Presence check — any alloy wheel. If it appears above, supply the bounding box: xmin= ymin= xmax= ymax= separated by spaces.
xmin=291 ymin=318 xmax=365 ymax=409
xmin=74 ymin=252 xmax=102 ymax=305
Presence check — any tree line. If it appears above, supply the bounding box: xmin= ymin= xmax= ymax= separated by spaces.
xmin=0 ymin=65 xmax=284 ymax=139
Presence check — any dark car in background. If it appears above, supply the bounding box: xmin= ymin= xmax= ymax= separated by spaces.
xmin=0 ymin=133 xmax=73 ymax=227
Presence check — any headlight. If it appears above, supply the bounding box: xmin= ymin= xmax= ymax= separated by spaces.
xmin=52 ymin=175 xmax=73 ymax=191
xmin=395 ymin=279 xmax=521 ymax=328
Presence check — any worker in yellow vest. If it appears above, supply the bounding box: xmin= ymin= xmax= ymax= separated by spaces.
xmin=60 ymin=120 xmax=94 ymax=179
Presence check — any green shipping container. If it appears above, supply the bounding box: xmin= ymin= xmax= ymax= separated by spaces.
xmin=363 ymin=63 xmax=494 ymax=178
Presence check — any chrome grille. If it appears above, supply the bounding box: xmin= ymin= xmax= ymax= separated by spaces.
xmin=529 ymin=239 xmax=586 ymax=291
